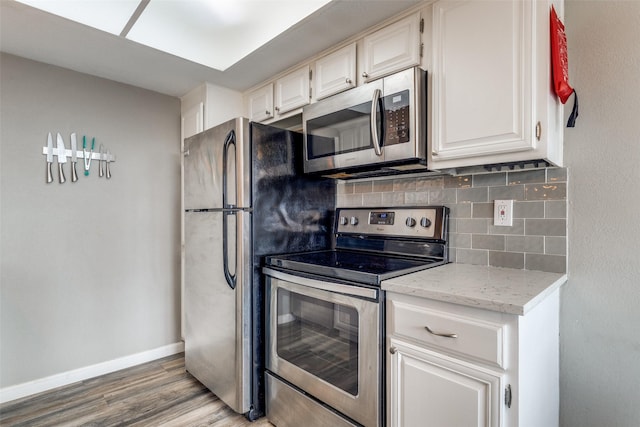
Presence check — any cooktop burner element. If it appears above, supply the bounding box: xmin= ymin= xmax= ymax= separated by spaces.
xmin=265 ymin=206 xmax=449 ymax=286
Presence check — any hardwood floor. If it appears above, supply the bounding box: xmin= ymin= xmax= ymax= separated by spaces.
xmin=0 ymin=353 xmax=274 ymax=426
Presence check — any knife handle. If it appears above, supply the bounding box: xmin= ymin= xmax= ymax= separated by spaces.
xmin=71 ymin=162 xmax=78 ymax=182
xmin=47 ymin=162 xmax=53 ymax=183
xmin=58 ymin=163 xmax=66 ymax=184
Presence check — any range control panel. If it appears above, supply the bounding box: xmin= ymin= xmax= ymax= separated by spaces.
xmin=336 ymin=207 xmax=447 ymax=240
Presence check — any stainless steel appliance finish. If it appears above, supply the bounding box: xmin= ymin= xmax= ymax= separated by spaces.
xmin=264 ymin=206 xmax=449 ymax=427
xmin=265 ymin=372 xmax=359 ymax=427
xmin=183 ymin=118 xmax=335 ymax=420
xmin=303 ymin=67 xmax=428 ymax=178
xmin=265 ymin=268 xmax=381 ymax=427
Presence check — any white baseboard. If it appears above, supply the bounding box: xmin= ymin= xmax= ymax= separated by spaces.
xmin=0 ymin=341 xmax=184 ymax=405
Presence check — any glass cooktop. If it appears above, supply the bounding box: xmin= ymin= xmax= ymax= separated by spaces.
xmin=265 ymin=249 xmax=445 ymax=286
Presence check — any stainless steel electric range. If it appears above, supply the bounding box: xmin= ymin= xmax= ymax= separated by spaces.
xmin=263 ymin=206 xmax=449 ymax=427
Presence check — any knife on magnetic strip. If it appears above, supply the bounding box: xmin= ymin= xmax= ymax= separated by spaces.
xmin=46 ymin=132 xmax=54 ymax=183
xmin=56 ymin=132 xmax=66 ymax=183
xmin=70 ymin=133 xmax=78 ymax=182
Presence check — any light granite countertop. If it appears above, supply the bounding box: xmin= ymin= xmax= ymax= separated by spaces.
xmin=381 ymin=263 xmax=567 ymax=316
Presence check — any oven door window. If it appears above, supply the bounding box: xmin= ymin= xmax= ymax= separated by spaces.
xmin=276 ymin=288 xmax=359 ymax=396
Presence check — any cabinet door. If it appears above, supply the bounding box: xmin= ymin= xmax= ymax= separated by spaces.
xmin=181 ymin=102 xmax=203 ymax=141
xmin=248 ymin=83 xmax=274 ymax=122
xmin=362 ymin=12 xmax=421 ymax=82
xmin=275 ymin=65 xmax=310 ymax=115
xmin=388 ymin=339 xmax=503 ymax=427
xmin=431 ymin=0 xmax=534 ymax=166
xmin=315 ymin=43 xmax=356 ymax=100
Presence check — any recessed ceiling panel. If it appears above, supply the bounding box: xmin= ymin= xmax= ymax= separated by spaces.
xmin=127 ymin=0 xmax=332 ymax=70
xmin=14 ymin=0 xmax=140 ymax=35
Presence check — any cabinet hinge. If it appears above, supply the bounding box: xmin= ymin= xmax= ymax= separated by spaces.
xmin=309 ymin=87 xmax=312 ymax=99
xmin=420 ymin=18 xmax=424 ymax=33
xmin=420 ymin=42 xmax=424 ymax=58
xmin=309 ymin=69 xmax=313 ymax=80
xmin=505 ymin=384 xmax=512 ymax=408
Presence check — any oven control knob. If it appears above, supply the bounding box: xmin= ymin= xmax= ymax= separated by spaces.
xmin=420 ymin=217 xmax=432 ymax=228
xmin=339 ymin=216 xmax=348 ymax=226
xmin=405 ymin=217 xmax=417 ymax=228
xmin=350 ymin=216 xmax=359 ymax=226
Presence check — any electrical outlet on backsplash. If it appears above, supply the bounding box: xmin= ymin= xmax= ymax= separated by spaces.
xmin=336 ymin=167 xmax=568 ymax=274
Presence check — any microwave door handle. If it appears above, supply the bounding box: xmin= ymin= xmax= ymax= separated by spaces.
xmin=370 ymin=88 xmax=383 ymax=156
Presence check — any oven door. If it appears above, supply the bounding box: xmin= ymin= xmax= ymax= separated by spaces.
xmin=264 ymin=268 xmax=381 ymax=427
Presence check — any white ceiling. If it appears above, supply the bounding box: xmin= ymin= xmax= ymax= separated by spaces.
xmin=13 ymin=0 xmax=333 ymax=71
xmin=0 ymin=0 xmax=424 ymax=98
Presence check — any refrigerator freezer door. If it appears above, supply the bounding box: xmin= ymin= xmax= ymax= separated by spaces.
xmin=184 ymin=210 xmax=251 ymax=414
xmin=183 ymin=118 xmax=251 ymax=211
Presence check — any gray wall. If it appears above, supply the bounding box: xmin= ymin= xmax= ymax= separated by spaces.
xmin=562 ymin=1 xmax=640 ymax=426
xmin=0 ymin=54 xmax=181 ymax=388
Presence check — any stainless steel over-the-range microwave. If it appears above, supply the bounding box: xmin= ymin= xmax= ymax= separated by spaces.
xmin=303 ymin=67 xmax=427 ymax=178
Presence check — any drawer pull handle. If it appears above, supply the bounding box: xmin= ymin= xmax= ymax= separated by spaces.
xmin=425 ymin=325 xmax=457 ymax=339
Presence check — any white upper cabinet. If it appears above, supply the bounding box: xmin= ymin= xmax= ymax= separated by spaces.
xmin=362 ymin=11 xmax=422 ymax=82
xmin=247 ymin=83 xmax=274 ymax=122
xmin=275 ymin=65 xmax=310 ymax=115
xmin=181 ymin=102 xmax=203 ymax=141
xmin=314 ymin=43 xmax=357 ymax=100
xmin=430 ymin=0 xmax=563 ymax=169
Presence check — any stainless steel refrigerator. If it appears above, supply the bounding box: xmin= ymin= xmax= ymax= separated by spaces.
xmin=183 ymin=118 xmax=335 ymax=420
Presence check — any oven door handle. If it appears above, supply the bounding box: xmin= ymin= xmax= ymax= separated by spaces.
xmin=263 ymin=267 xmax=378 ymax=300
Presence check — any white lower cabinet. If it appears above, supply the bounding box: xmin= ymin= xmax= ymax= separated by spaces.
xmin=389 ymin=339 xmax=503 ymax=427
xmin=386 ymin=291 xmax=560 ymax=427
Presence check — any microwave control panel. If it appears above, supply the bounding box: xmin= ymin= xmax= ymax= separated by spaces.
xmin=383 ymin=90 xmax=410 ymax=146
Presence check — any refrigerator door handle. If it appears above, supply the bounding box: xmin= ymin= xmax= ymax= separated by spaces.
xmin=222 ymin=129 xmax=236 ymax=210
xmin=222 ymin=211 xmax=237 ymax=290
xmin=222 ymin=129 xmax=237 ymax=290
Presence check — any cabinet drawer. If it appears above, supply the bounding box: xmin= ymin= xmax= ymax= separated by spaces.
xmin=388 ymin=299 xmax=505 ymax=368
